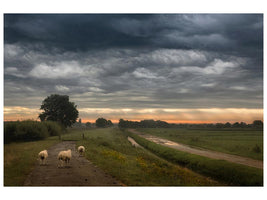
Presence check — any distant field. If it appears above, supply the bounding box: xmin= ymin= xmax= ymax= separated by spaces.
xmin=137 ymin=128 xmax=263 ymax=160
xmin=127 ymin=130 xmax=263 ymax=186
xmin=62 ymin=128 xmax=221 ymax=186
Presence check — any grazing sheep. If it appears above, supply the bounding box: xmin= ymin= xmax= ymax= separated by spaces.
xmin=38 ymin=150 xmax=48 ymax=165
xmin=78 ymin=146 xmax=85 ymax=156
xmin=58 ymin=149 xmax=72 ymax=168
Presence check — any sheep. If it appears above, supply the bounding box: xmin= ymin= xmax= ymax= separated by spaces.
xmin=38 ymin=150 xmax=48 ymax=165
xmin=57 ymin=149 xmax=72 ymax=168
xmin=78 ymin=146 xmax=85 ymax=156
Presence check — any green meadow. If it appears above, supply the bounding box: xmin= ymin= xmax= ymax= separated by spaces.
xmin=127 ymin=129 xmax=263 ymax=186
xmin=136 ymin=128 xmax=263 ymax=160
xmin=63 ymin=128 xmax=220 ymax=186
xmin=4 ymin=127 xmax=263 ymax=186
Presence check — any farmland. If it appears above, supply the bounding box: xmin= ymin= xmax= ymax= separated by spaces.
xmin=62 ymin=128 xmax=220 ymax=186
xmin=63 ymin=127 xmax=263 ymax=185
xmin=136 ymin=128 xmax=263 ymax=160
xmin=4 ymin=126 xmax=263 ymax=186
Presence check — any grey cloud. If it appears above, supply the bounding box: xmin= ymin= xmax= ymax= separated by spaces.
xmin=4 ymin=14 xmax=263 ymax=112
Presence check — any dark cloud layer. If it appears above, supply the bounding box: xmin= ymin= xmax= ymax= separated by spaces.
xmin=4 ymin=14 xmax=263 ymax=53
xmin=4 ymin=14 xmax=263 ymax=118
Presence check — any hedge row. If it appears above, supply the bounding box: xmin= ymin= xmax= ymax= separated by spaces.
xmin=4 ymin=120 xmax=62 ymax=143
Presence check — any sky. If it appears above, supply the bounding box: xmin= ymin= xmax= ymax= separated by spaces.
xmin=4 ymin=14 xmax=263 ymax=123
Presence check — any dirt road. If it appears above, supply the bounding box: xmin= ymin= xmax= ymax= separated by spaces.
xmin=24 ymin=141 xmax=123 ymax=186
xmin=128 ymin=129 xmax=263 ymax=169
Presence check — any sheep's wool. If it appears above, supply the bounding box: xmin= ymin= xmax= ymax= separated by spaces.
xmin=78 ymin=146 xmax=85 ymax=153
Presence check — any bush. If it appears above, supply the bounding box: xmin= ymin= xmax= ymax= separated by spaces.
xmin=4 ymin=120 xmax=57 ymax=143
xmin=252 ymin=144 xmax=261 ymax=153
xmin=4 ymin=121 xmax=17 ymax=144
xmin=15 ymin=120 xmax=49 ymax=141
xmin=43 ymin=121 xmax=62 ymax=136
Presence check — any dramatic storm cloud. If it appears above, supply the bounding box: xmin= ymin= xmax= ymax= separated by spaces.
xmin=4 ymin=14 xmax=263 ymax=123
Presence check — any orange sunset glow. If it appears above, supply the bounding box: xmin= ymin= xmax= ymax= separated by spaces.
xmin=4 ymin=106 xmax=263 ymax=124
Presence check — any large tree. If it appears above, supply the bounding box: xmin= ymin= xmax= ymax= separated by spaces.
xmin=39 ymin=94 xmax=79 ymax=127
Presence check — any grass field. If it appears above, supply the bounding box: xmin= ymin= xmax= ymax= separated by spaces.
xmin=136 ymin=128 xmax=263 ymax=160
xmin=4 ymin=127 xmax=263 ymax=186
xmin=4 ymin=136 xmax=60 ymax=186
xmin=127 ymin=130 xmax=263 ymax=186
xmin=62 ymin=128 xmax=221 ymax=186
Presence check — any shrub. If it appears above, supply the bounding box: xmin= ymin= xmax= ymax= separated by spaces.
xmin=4 ymin=121 xmax=17 ymax=144
xmin=252 ymin=144 xmax=261 ymax=153
xmin=43 ymin=121 xmax=62 ymax=136
xmin=15 ymin=120 xmax=49 ymax=141
xmin=4 ymin=120 xmax=51 ymax=143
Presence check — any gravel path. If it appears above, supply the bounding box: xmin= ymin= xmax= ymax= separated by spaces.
xmin=128 ymin=129 xmax=263 ymax=169
xmin=24 ymin=141 xmax=123 ymax=186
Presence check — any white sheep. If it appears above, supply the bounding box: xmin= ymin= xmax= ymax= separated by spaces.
xmin=57 ymin=149 xmax=72 ymax=168
xmin=78 ymin=146 xmax=85 ymax=156
xmin=38 ymin=150 xmax=48 ymax=165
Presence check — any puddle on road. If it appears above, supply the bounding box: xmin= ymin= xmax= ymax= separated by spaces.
xmin=164 ymin=141 xmax=180 ymax=146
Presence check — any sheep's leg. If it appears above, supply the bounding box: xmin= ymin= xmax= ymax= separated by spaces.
xmin=58 ymin=159 xmax=63 ymax=168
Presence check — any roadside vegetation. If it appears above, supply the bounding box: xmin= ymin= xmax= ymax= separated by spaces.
xmin=126 ymin=130 xmax=263 ymax=186
xmin=4 ymin=120 xmax=63 ymax=144
xmin=62 ymin=128 xmax=221 ymax=186
xmin=4 ymin=137 xmax=60 ymax=186
xmin=4 ymin=120 xmax=63 ymax=186
xmin=135 ymin=128 xmax=263 ymax=160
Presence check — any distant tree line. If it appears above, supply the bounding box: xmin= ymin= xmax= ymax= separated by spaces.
xmin=118 ymin=119 xmax=263 ymax=129
xmin=119 ymin=119 xmax=171 ymax=128
xmin=95 ymin=118 xmax=113 ymax=128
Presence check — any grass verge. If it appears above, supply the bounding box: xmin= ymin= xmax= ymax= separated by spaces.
xmin=69 ymin=128 xmax=221 ymax=186
xmin=137 ymin=128 xmax=263 ymax=160
xmin=126 ymin=130 xmax=263 ymax=186
xmin=4 ymin=137 xmax=60 ymax=186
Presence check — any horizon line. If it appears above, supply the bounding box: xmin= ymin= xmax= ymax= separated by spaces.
xmin=4 ymin=118 xmax=262 ymax=125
